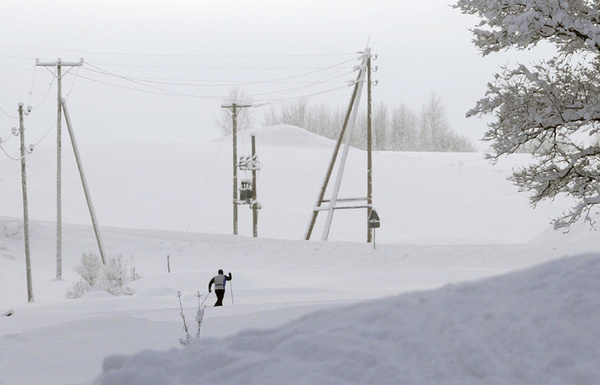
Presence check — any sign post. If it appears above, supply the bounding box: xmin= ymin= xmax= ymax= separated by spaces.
xmin=368 ymin=209 xmax=380 ymax=249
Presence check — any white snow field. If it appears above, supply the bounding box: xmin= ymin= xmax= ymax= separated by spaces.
xmin=1 ymin=125 xmax=599 ymax=384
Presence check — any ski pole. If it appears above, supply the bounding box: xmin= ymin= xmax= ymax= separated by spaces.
xmin=199 ymin=291 xmax=210 ymax=307
xmin=230 ymin=280 xmax=234 ymax=305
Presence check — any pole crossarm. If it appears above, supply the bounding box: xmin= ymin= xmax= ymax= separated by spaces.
xmin=321 ymin=197 xmax=368 ymax=203
xmin=35 ymin=58 xmax=84 ymax=67
xmin=313 ymin=204 xmax=372 ymax=212
xmin=221 ymin=104 xmax=252 ymax=111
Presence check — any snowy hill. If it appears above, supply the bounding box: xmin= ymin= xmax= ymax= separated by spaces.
xmin=1 ymin=125 xmax=599 ymax=384
xmin=0 ymin=124 xmax=571 ymax=243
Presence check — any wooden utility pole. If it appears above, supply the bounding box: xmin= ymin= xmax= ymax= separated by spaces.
xmin=62 ymin=100 xmax=107 ymax=264
xmin=304 ymin=48 xmax=375 ymax=242
xmin=35 ymin=58 xmax=83 ymax=280
xmin=251 ymin=134 xmax=258 ymax=238
xmin=18 ymin=103 xmax=33 ymax=302
xmin=221 ymin=102 xmax=252 ymax=235
xmin=367 ymin=53 xmax=374 ymax=243
xmin=304 ymin=69 xmax=362 ymax=240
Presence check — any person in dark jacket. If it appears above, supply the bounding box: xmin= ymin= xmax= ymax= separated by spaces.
xmin=208 ymin=269 xmax=232 ymax=307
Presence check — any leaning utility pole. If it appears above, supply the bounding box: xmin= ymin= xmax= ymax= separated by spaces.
xmin=18 ymin=103 xmax=34 ymax=302
xmin=35 ymin=58 xmax=84 ymax=280
xmin=62 ymin=100 xmax=107 ymax=265
xmin=305 ymin=48 xmax=376 ymax=242
xmin=221 ymin=102 xmax=252 ymax=235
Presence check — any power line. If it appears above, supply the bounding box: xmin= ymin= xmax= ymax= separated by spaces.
xmin=64 ymin=66 xmax=81 ymax=100
xmin=27 ymin=64 xmax=39 ymax=106
xmin=0 ymin=53 xmax=37 ymax=60
xmin=84 ymin=62 xmax=354 ymax=71
xmin=249 ymin=71 xmax=354 ymax=99
xmin=74 ymin=72 xmax=224 ymax=99
xmin=0 ymin=64 xmax=34 ymax=71
xmin=0 ymin=43 xmax=355 ymax=58
xmin=0 ymin=102 xmax=18 ymax=119
xmin=0 ymin=143 xmax=24 ymax=161
xmin=83 ymin=58 xmax=355 ymax=88
xmin=254 ymin=84 xmax=351 ymax=106
xmin=30 ymin=70 xmax=56 ymax=110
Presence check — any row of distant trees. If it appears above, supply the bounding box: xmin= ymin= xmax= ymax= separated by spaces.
xmin=264 ymin=95 xmax=476 ymax=152
xmin=220 ymin=89 xmax=476 ymax=152
xmin=265 ymin=95 xmax=476 ymax=152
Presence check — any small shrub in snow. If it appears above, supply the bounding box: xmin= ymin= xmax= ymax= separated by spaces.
xmin=129 ymin=255 xmax=141 ymax=281
xmin=75 ymin=252 xmax=103 ymax=288
xmin=102 ymin=255 xmax=135 ymax=296
xmin=66 ymin=280 xmax=92 ymax=299
xmin=68 ymin=253 xmax=135 ymax=298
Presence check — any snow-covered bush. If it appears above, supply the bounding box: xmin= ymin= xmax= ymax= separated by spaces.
xmin=75 ymin=252 xmax=103 ymax=288
xmin=67 ymin=253 xmax=135 ymax=298
xmin=101 ymin=255 xmax=135 ymax=296
xmin=66 ymin=280 xmax=92 ymax=299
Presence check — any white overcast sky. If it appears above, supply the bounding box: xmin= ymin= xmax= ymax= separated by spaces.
xmin=1 ymin=0 xmax=554 ymax=148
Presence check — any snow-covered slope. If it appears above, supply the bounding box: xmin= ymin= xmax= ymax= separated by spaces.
xmin=0 ymin=124 xmax=570 ymax=244
xmin=92 ymin=253 xmax=600 ymax=385
xmin=1 ymin=125 xmax=598 ymax=385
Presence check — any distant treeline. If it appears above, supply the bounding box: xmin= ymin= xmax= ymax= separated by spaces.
xmin=264 ymin=95 xmax=476 ymax=152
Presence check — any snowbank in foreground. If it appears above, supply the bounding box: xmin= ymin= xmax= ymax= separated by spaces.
xmin=91 ymin=254 xmax=600 ymax=385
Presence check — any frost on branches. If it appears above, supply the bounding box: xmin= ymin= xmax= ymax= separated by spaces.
xmin=455 ymin=0 xmax=600 ymax=229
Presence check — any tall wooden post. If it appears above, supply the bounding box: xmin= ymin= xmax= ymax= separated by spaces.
xmin=56 ymin=62 xmax=62 ymax=279
xmin=221 ymin=102 xmax=252 ymax=235
xmin=18 ymin=103 xmax=33 ymax=302
xmin=304 ymin=69 xmax=362 ymax=240
xmin=251 ymin=134 xmax=258 ymax=238
xmin=62 ymin=100 xmax=107 ymax=264
xmin=367 ymin=53 xmax=373 ymax=243
xmin=304 ymin=48 xmax=375 ymax=242
xmin=35 ymin=58 xmax=83 ymax=280
xmin=232 ymin=103 xmax=238 ymax=235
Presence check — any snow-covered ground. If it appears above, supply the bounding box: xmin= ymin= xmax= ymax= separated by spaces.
xmin=1 ymin=125 xmax=599 ymax=384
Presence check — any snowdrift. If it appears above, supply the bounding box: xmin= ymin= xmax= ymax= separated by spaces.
xmin=91 ymin=253 xmax=600 ymax=385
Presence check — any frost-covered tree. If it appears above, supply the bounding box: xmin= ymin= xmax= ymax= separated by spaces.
xmin=67 ymin=253 xmax=134 ymax=298
xmin=266 ymin=97 xmax=475 ymax=152
xmin=391 ymin=105 xmax=419 ymax=151
xmin=455 ymin=0 xmax=600 ymax=228
xmin=420 ymin=95 xmax=451 ymax=151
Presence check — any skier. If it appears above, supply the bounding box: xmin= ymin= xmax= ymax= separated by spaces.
xmin=208 ymin=269 xmax=232 ymax=307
